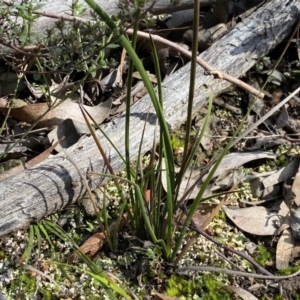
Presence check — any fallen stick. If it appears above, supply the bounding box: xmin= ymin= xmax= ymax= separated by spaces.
xmin=0 ymin=0 xmax=299 ymax=237
xmin=126 ymin=28 xmax=264 ymax=98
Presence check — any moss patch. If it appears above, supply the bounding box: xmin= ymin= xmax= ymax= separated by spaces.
xmin=165 ymin=274 xmax=232 ymax=300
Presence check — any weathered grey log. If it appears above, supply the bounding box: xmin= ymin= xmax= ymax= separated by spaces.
xmin=3 ymin=0 xmax=218 ymax=18
xmin=0 ymin=0 xmax=224 ymax=55
xmin=0 ymin=0 xmax=299 ymax=236
xmin=1 ymin=0 xmax=212 ymax=35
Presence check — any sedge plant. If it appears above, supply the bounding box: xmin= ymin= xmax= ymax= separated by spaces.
xmin=81 ymin=0 xmax=259 ymax=266
xmin=82 ymin=0 xmax=234 ymax=263
xmin=82 ymin=0 xmax=267 ymax=267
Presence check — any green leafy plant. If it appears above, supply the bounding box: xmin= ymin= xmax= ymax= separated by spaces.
xmin=0 ymin=0 xmax=117 ymax=157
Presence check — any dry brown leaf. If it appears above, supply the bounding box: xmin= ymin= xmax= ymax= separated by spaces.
xmin=203 ymin=151 xmax=277 ymax=182
xmin=226 ymin=285 xmax=259 ymax=300
xmin=68 ymin=215 xmax=127 ymax=262
xmin=276 ymin=104 xmax=289 ymax=128
xmin=190 ymin=211 xmax=210 ymax=229
xmin=100 ymin=62 xmax=124 ymax=88
xmin=113 ymin=81 xmax=145 ymax=114
xmin=0 ymin=98 xmax=112 ymax=128
xmin=79 ymin=232 xmax=106 ymax=258
xmin=161 ymin=159 xmax=212 ymax=200
xmin=223 ymin=200 xmax=289 ymax=236
xmin=211 ymin=168 xmax=243 ymax=191
xmin=260 ymin=69 xmax=287 ymax=86
xmin=132 ymin=71 xmax=157 ymax=83
xmin=276 ymin=228 xmax=295 ymax=270
xmin=24 ymin=76 xmax=46 ymax=99
xmin=262 ymin=160 xmax=299 ymax=189
xmin=0 ymin=96 xmax=8 ymax=108
xmin=195 ymin=114 xmax=219 ymax=151
xmin=275 ymin=213 xmax=291 ymax=237
xmin=47 ymin=119 xmax=91 ymax=152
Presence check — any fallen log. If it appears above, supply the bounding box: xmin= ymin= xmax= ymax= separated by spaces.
xmin=0 ymin=0 xmax=260 ymax=55
xmin=2 ymin=0 xmax=216 ymax=20
xmin=0 ymin=0 xmax=211 ymax=54
xmin=0 ymin=0 xmax=299 ymax=236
